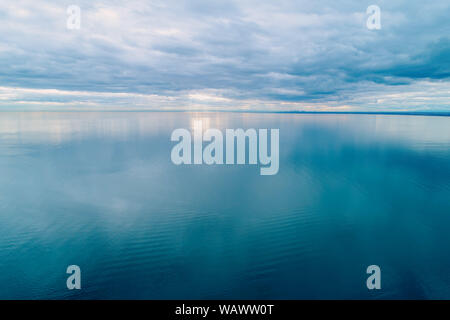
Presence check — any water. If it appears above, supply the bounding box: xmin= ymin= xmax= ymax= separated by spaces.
xmin=0 ymin=112 xmax=449 ymax=299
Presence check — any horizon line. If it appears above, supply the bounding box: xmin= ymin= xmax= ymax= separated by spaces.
xmin=0 ymin=110 xmax=449 ymax=117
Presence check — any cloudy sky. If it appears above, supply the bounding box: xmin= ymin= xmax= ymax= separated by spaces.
xmin=1 ymin=0 xmax=449 ymax=111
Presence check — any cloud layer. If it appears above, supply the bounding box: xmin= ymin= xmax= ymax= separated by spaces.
xmin=0 ymin=0 xmax=449 ymax=111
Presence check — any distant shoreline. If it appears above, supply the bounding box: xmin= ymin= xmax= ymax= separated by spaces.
xmin=1 ymin=110 xmax=449 ymax=117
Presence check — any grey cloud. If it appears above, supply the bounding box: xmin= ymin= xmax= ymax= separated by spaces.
xmin=0 ymin=0 xmax=448 ymax=110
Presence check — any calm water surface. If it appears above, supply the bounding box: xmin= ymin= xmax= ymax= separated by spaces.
xmin=0 ymin=112 xmax=449 ymax=299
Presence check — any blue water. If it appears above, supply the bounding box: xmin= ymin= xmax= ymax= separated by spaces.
xmin=0 ymin=112 xmax=449 ymax=299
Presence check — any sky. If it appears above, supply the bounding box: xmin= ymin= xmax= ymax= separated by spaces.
xmin=0 ymin=0 xmax=449 ymax=112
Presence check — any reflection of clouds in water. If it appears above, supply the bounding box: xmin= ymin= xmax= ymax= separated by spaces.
xmin=0 ymin=112 xmax=174 ymax=144
xmin=0 ymin=111 xmax=449 ymax=299
xmin=373 ymin=115 xmax=450 ymax=149
xmin=0 ymin=112 xmax=448 ymax=152
xmin=190 ymin=117 xmax=210 ymax=132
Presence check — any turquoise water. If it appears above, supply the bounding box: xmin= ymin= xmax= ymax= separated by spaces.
xmin=0 ymin=112 xmax=449 ymax=299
